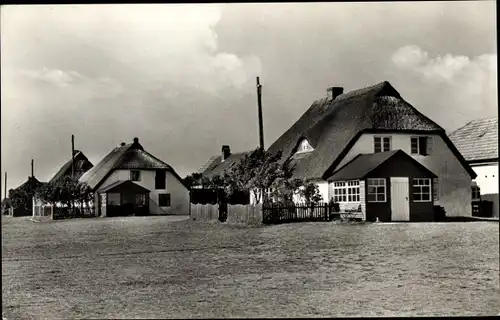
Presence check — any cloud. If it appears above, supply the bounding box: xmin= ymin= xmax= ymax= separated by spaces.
xmin=389 ymin=45 xmax=497 ymax=131
xmin=20 ymin=68 xmax=82 ymax=87
xmin=392 ymin=45 xmax=496 ymax=84
xmin=1 ymin=4 xmax=263 ymax=189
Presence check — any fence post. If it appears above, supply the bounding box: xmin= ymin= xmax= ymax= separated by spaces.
xmin=324 ymin=202 xmax=328 ymax=221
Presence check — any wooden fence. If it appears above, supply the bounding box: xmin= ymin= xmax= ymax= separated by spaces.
xmin=263 ymin=202 xmax=338 ymax=224
xmin=190 ymin=203 xmax=220 ymax=221
xmin=227 ymin=204 xmax=262 ymax=225
xmin=33 ymin=205 xmax=96 ymax=220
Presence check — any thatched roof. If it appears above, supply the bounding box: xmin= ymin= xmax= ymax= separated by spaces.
xmin=12 ymin=176 xmax=43 ymax=195
xmin=49 ymin=150 xmax=94 ymax=183
xmin=327 ymin=150 xmax=437 ymax=181
xmin=79 ymin=138 xmax=187 ymax=190
xmin=198 ymin=151 xmax=251 ymax=179
xmin=267 ymin=81 xmax=476 ymax=180
xmin=449 ymin=117 xmax=498 ymax=163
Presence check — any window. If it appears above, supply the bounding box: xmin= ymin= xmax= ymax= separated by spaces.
xmin=472 ymin=186 xmax=481 ymax=201
xmin=155 ymin=170 xmax=166 ymax=189
xmin=333 ymin=180 xmax=360 ymax=203
xmin=374 ymin=136 xmax=391 ymax=153
xmin=347 ymin=181 xmax=360 ymax=202
xmin=433 ymin=178 xmax=439 ymax=201
xmin=158 ymin=193 xmax=171 ymax=207
xmin=412 ymin=178 xmax=431 ymax=202
xmin=367 ymin=178 xmax=386 ymax=202
xmin=411 ymin=136 xmax=433 ymax=156
xmin=107 ymin=193 xmax=120 ymax=205
xmin=136 ymin=194 xmax=146 ymax=206
xmin=130 ymin=170 xmax=141 ymax=181
xmin=296 ymin=139 xmax=314 ymax=153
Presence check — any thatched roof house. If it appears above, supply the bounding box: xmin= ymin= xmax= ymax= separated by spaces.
xmin=79 ymin=138 xmax=189 ymax=216
xmin=267 ymin=81 xmax=475 ymax=180
xmin=49 ymin=150 xmax=94 ymax=182
xmin=7 ymin=176 xmax=43 ymax=217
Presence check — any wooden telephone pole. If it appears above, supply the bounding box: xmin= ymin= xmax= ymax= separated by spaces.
xmin=71 ymin=134 xmax=75 ymax=178
xmin=256 ymin=77 xmax=266 ymax=204
xmin=256 ymin=77 xmax=265 ymax=151
xmin=4 ymin=172 xmax=7 ymax=200
xmin=31 ymin=159 xmax=34 ymax=178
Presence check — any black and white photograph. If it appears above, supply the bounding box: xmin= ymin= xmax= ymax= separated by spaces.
xmin=1 ymin=2 xmax=498 ymax=318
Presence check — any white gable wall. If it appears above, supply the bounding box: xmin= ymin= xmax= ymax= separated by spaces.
xmin=334 ymin=132 xmax=472 ymax=217
xmin=471 ymin=162 xmax=498 ymax=195
xmin=100 ymin=169 xmax=189 ymax=215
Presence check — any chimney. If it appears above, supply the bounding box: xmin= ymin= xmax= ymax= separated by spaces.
xmin=327 ymin=87 xmax=344 ymax=101
xmin=120 ymin=142 xmax=126 ymax=146
xmin=221 ymin=145 xmax=231 ymax=161
xmin=133 ymin=137 xmax=139 ymax=144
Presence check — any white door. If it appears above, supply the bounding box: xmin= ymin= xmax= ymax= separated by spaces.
xmin=390 ymin=177 xmax=410 ymax=221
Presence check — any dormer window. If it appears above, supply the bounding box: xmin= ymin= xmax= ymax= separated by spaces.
xmin=296 ymin=139 xmax=314 ymax=154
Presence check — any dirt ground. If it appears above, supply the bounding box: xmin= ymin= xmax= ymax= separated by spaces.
xmin=2 ymin=216 xmax=499 ymax=319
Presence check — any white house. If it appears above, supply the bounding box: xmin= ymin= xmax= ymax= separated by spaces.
xmin=79 ymin=137 xmax=190 ymax=217
xmin=450 ymin=117 xmax=498 ymax=217
xmin=265 ymin=81 xmax=477 ymax=222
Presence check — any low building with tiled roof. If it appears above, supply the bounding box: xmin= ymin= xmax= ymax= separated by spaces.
xmin=450 ymin=117 xmax=498 ymax=217
xmin=198 ymin=145 xmax=252 ymax=179
xmin=266 ymin=81 xmax=476 ymax=220
xmin=79 ymin=137 xmax=189 ymax=216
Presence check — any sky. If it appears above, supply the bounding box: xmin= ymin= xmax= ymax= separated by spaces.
xmin=1 ymin=2 xmax=497 ymax=194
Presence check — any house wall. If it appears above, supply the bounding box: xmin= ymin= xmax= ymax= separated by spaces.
xmin=99 ymin=169 xmax=189 ymax=215
xmin=335 ymin=132 xmax=472 ymax=217
xmin=471 ymin=162 xmax=498 ymax=195
xmin=316 ymin=181 xmax=329 ymax=203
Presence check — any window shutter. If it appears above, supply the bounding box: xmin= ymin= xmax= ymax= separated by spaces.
xmin=433 ymin=178 xmax=439 ymax=201
xmin=427 ymin=137 xmax=434 ymax=155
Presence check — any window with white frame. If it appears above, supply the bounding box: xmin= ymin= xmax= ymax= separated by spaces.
xmin=333 ymin=180 xmax=360 ymax=203
xmin=333 ymin=182 xmax=347 ymax=202
xmin=374 ymin=136 xmax=391 ymax=153
xmin=433 ymin=178 xmax=439 ymax=201
xmin=367 ymin=178 xmax=386 ymax=202
xmin=411 ymin=136 xmax=433 ymax=156
xmin=347 ymin=181 xmax=360 ymax=202
xmin=412 ymin=178 xmax=432 ymax=202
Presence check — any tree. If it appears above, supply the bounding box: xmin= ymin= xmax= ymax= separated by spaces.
xmin=297 ymin=181 xmax=323 ymax=206
xmin=224 ymin=148 xmax=284 ymax=204
xmin=8 ymin=188 xmax=30 ymax=212
xmin=183 ymin=172 xmax=203 ymax=189
xmin=36 ymin=176 xmax=93 ymax=216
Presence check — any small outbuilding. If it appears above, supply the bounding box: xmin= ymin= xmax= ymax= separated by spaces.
xmin=327 ymin=149 xmax=437 ymax=222
xmin=96 ymin=180 xmax=150 ymax=217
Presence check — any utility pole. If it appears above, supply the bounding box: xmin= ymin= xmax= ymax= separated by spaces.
xmin=71 ymin=134 xmax=75 ymax=178
xmin=4 ymin=172 xmax=7 ymax=200
xmin=256 ymin=77 xmax=265 ymax=151
xmin=256 ymin=77 xmax=266 ymax=205
xmin=31 ymin=159 xmax=34 ymax=178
